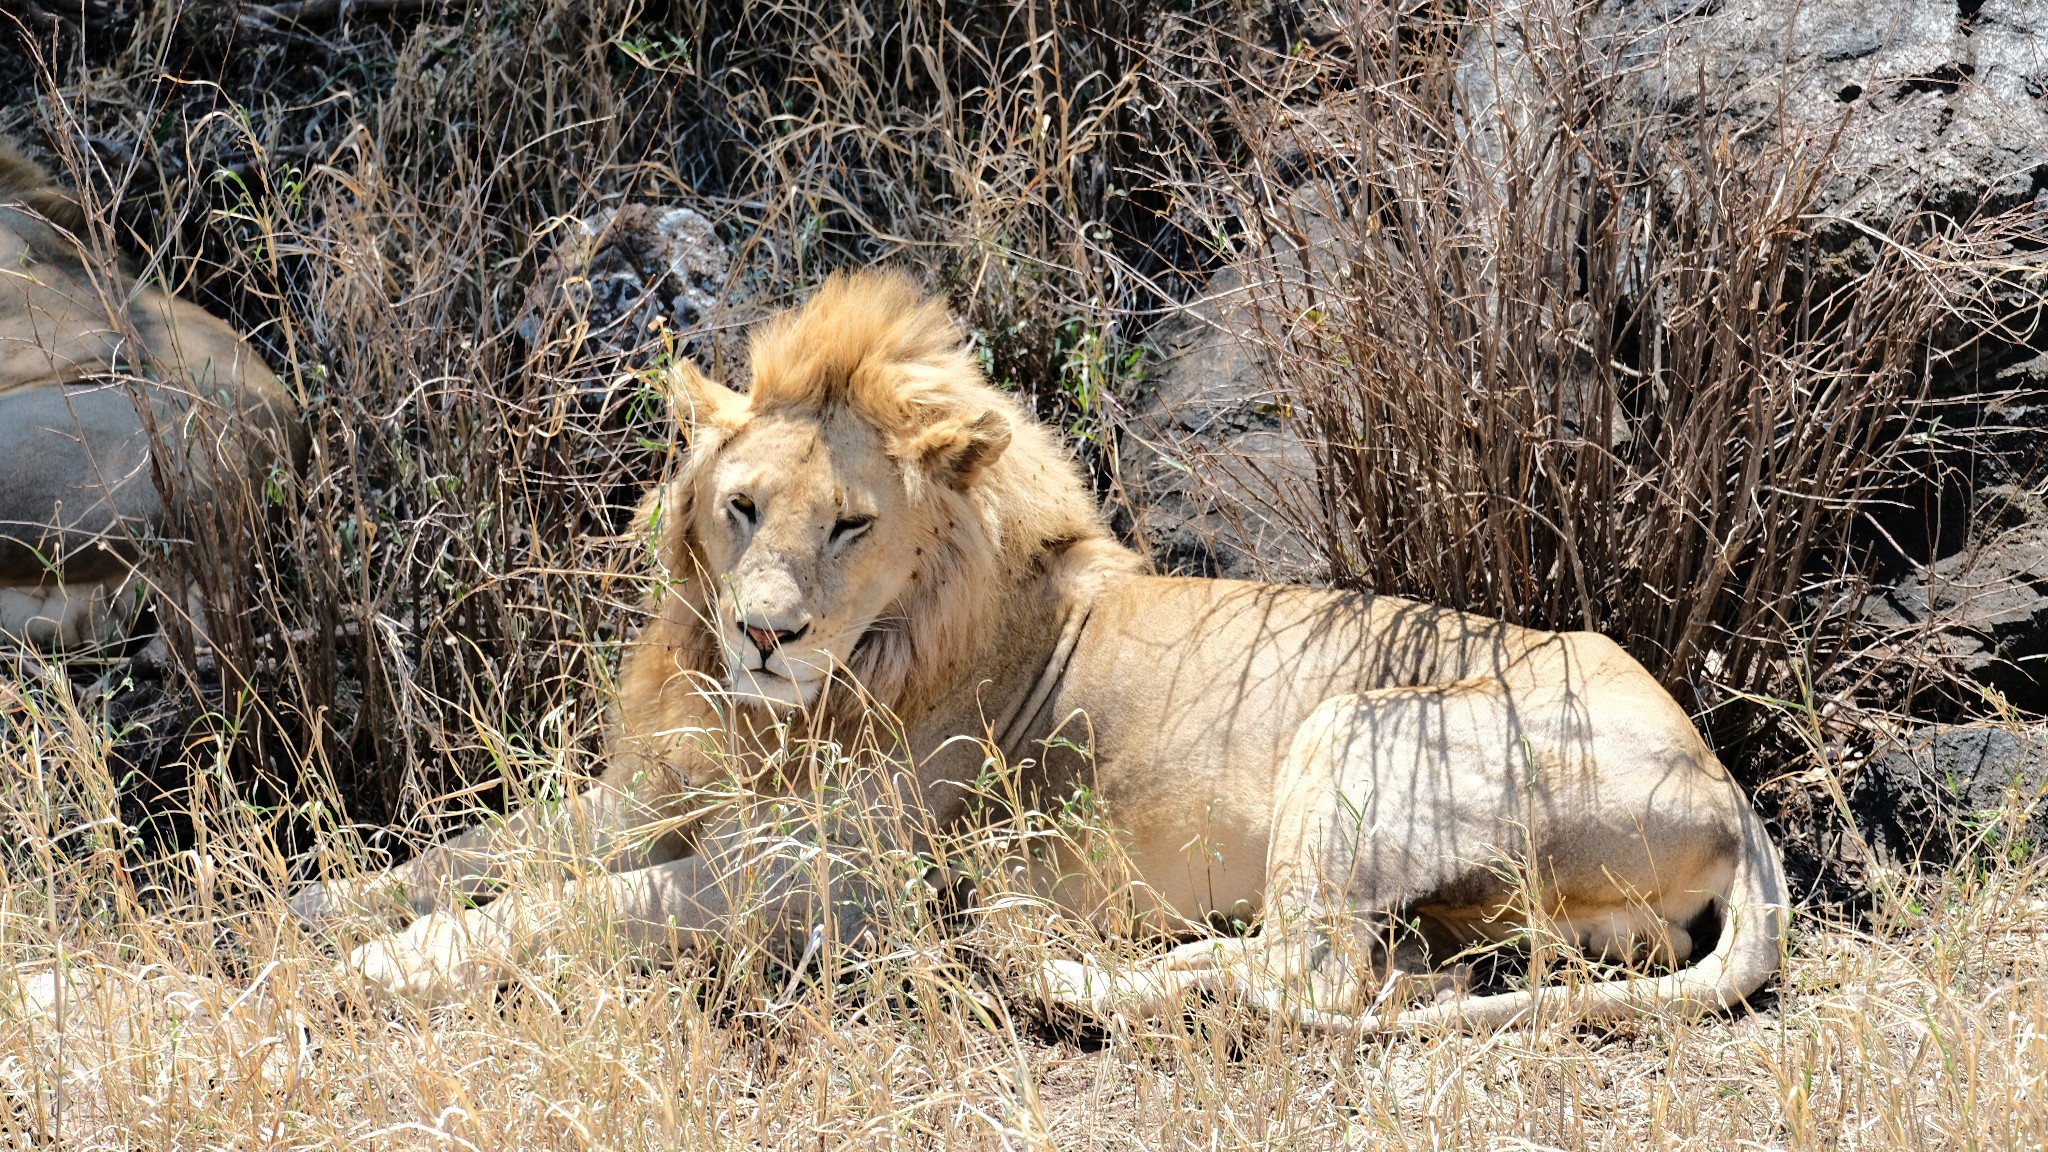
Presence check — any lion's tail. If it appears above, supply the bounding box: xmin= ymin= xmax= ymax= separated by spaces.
xmin=1282 ymin=804 xmax=1790 ymax=1034
xmin=1043 ymin=804 xmax=1788 ymax=1034
xmin=1397 ymin=805 xmax=1784 ymax=1032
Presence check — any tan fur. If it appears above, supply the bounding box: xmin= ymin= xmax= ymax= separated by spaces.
xmin=0 ymin=140 xmax=87 ymax=236
xmin=0 ymin=139 xmax=303 ymax=646
xmin=325 ymin=271 xmax=1787 ymax=1032
xmin=618 ymin=272 xmax=1098 ymax=730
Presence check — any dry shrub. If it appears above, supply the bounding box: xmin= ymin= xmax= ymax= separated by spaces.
xmin=1154 ymin=3 xmax=2027 ymax=751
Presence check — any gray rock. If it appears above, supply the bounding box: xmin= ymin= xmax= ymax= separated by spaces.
xmin=1121 ymin=177 xmax=1378 ymax=581
xmin=1863 ymin=352 xmax=2048 ymax=708
xmin=1122 ymin=273 xmax=1316 ymax=581
xmin=1128 ymin=0 xmax=2048 ymax=649
xmin=1606 ymin=0 xmax=2047 ymax=232
xmin=516 ymin=201 xmax=732 ymax=367
xmin=1853 ymin=724 xmax=2048 ymax=863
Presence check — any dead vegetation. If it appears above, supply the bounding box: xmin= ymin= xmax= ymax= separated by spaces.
xmin=9 ymin=664 xmax=2048 ymax=1148
xmin=3 ymin=0 xmax=2046 ymax=1146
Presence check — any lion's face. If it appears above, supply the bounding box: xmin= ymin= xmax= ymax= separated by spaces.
xmin=693 ymin=409 xmax=925 ymax=710
xmin=655 ymin=272 xmax=1018 ymax=714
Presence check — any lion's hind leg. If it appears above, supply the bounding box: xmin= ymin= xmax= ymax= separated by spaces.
xmin=1224 ymin=909 xmax=1478 ymax=1025
xmin=1040 ymin=939 xmax=1237 ymax=1023
xmin=1037 ymin=915 xmax=1456 ymax=1029
xmin=1563 ymin=905 xmax=1697 ymax=971
xmin=1242 ymin=686 xmax=1529 ymax=1027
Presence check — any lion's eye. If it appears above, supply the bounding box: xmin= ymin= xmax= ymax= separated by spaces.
xmin=728 ymin=494 xmax=757 ymax=524
xmin=831 ymin=515 xmax=872 ymax=544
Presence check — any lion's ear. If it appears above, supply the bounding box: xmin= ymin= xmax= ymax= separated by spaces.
xmin=911 ymin=409 xmax=1011 ymax=490
xmin=664 ymin=359 xmax=747 ymax=431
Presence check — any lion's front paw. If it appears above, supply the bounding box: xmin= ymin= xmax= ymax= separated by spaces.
xmin=1038 ymin=956 xmax=1179 ymax=1023
xmin=347 ymin=908 xmax=517 ymax=1005
xmin=291 ymin=873 xmax=424 ymax=936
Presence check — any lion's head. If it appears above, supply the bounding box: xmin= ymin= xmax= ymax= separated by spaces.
xmin=631 ymin=271 xmax=1120 ymax=722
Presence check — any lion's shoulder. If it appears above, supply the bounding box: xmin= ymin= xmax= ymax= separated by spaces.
xmin=0 ymin=140 xmax=88 ymax=239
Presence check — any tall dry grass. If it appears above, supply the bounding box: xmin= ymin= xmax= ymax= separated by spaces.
xmin=4 ymin=0 xmax=1225 ymax=858
xmin=8 ymin=680 xmax=2048 ymax=1147
xmin=1151 ymin=2 xmax=2029 ymax=749
xmin=1 ymin=0 xmax=2046 ymax=1146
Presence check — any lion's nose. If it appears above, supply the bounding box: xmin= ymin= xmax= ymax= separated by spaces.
xmin=741 ymin=619 xmax=810 ymax=657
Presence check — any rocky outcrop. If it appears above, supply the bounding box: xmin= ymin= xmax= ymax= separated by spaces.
xmin=1121 ymin=179 xmax=1357 ymax=582
xmin=1125 ymin=0 xmax=2047 ymax=684
xmin=1865 ymin=353 xmax=2048 ymax=710
xmin=1852 ymin=724 xmax=2048 ymax=864
xmin=1606 ymin=0 xmax=2048 ymax=712
xmin=1607 ymin=0 xmax=2047 ymax=235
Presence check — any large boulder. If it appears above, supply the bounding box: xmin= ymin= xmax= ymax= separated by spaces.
xmin=1122 ymin=246 xmax=1320 ymax=582
xmin=1121 ymin=175 xmax=1358 ymax=582
xmin=1852 ymin=724 xmax=2048 ymax=864
xmin=0 ymin=143 xmax=304 ymax=648
xmin=1603 ymin=0 xmax=2047 ymax=238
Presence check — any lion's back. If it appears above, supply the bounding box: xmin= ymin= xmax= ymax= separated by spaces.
xmin=0 ymin=141 xmax=304 ymax=645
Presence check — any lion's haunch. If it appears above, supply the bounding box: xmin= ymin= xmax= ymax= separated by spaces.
xmin=0 ymin=141 xmax=305 ymax=648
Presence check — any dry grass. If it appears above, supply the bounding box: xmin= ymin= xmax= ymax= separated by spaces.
xmin=3 ymin=0 xmax=2047 ymax=1147
xmin=1155 ymin=1 xmax=2032 ymax=741
xmin=3 ymin=0 xmax=1215 ymax=844
xmin=5 ymin=682 xmax=2048 ymax=1148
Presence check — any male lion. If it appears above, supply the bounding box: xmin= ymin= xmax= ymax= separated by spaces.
xmin=0 ymin=141 xmax=303 ymax=647
xmin=314 ymin=270 xmax=1787 ymax=1031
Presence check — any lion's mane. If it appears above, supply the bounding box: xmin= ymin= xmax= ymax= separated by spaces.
xmin=622 ymin=271 xmax=1135 ymax=733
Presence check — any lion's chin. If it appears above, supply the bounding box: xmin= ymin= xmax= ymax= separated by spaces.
xmin=727 ymin=667 xmax=823 ymax=712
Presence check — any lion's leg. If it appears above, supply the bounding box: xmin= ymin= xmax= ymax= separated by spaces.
xmin=1038 ymin=921 xmax=1480 ymax=1027
xmin=1562 ymin=905 xmax=1695 ymax=970
xmin=1039 ymin=687 xmax=1510 ymax=1028
xmin=345 ymin=806 xmax=898 ymax=1002
xmin=345 ymin=853 xmax=735 ymax=1002
xmin=1038 ymin=937 xmax=1257 ymax=1022
xmin=1235 ymin=687 xmax=1532 ymax=1022
xmin=295 ymin=748 xmax=696 ymax=929
xmin=0 ymin=575 xmax=143 ymax=649
xmin=1248 ymin=685 xmax=1732 ymax=1028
